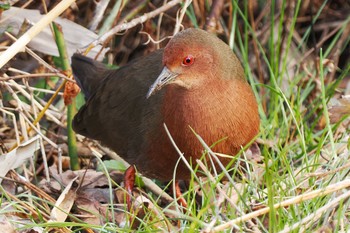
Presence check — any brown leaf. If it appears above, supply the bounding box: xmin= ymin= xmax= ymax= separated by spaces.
xmin=329 ymin=97 xmax=350 ymax=124
xmin=0 ymin=136 xmax=40 ymax=182
xmin=49 ymin=176 xmax=78 ymax=222
xmin=63 ymin=81 xmax=80 ymax=105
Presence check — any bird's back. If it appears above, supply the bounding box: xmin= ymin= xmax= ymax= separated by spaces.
xmin=71 ymin=51 xmax=165 ymax=161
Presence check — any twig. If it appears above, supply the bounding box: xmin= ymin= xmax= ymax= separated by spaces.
xmin=208 ymin=179 xmax=350 ymax=232
xmin=6 ymin=80 xmax=64 ymax=127
xmin=0 ymin=0 xmax=77 ymax=68
xmin=173 ymin=0 xmax=191 ymax=35
xmin=4 ymin=32 xmax=58 ymax=72
xmin=296 ymin=20 xmax=347 ymax=67
xmin=248 ymin=0 xmax=265 ymax=112
xmin=89 ymin=0 xmax=182 ymax=48
xmin=307 ymin=160 xmax=350 ymax=178
xmin=0 ymin=108 xmax=20 ymax=145
xmin=89 ymin=0 xmax=111 ymax=31
xmin=0 ymin=73 xmax=73 ymax=82
xmin=279 ymin=189 xmax=350 ymax=233
xmin=204 ymin=0 xmax=224 ymax=32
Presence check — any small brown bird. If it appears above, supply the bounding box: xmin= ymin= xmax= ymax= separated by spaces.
xmin=72 ymin=28 xmax=259 ymax=199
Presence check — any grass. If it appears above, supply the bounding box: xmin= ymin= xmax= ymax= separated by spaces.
xmin=0 ymin=0 xmax=350 ymax=232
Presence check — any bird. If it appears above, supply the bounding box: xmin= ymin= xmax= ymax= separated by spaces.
xmin=71 ymin=28 xmax=260 ymax=206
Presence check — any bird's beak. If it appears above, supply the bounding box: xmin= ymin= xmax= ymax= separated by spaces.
xmin=146 ymin=66 xmax=178 ymax=98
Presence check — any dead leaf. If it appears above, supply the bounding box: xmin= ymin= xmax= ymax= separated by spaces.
xmin=0 ymin=215 xmax=16 ymax=233
xmin=49 ymin=176 xmax=78 ymax=222
xmin=63 ymin=81 xmax=80 ymax=105
xmin=0 ymin=136 xmax=40 ymax=182
xmin=1 ymin=7 xmax=108 ymax=60
xmin=329 ymin=97 xmax=350 ymax=124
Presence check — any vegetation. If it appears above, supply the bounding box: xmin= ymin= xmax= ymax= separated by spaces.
xmin=0 ymin=0 xmax=349 ymax=232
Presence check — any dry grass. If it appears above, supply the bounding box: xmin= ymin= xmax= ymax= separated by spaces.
xmin=0 ymin=0 xmax=350 ymax=232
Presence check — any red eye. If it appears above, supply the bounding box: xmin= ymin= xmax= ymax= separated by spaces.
xmin=182 ymin=55 xmax=195 ymax=66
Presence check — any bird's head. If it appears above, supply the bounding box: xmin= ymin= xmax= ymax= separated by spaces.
xmin=147 ymin=28 xmax=243 ymax=98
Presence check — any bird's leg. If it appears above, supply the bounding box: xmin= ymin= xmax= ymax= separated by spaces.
xmin=175 ymin=180 xmax=188 ymax=208
xmin=124 ymin=165 xmax=136 ymax=211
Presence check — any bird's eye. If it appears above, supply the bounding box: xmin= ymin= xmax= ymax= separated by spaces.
xmin=182 ymin=55 xmax=195 ymax=66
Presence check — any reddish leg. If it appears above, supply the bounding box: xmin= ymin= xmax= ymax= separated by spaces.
xmin=124 ymin=165 xmax=136 ymax=211
xmin=175 ymin=181 xmax=188 ymax=208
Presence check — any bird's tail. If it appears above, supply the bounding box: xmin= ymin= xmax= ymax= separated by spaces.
xmin=71 ymin=53 xmax=109 ymax=100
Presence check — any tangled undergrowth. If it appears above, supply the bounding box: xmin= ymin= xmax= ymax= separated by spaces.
xmin=0 ymin=0 xmax=350 ymax=232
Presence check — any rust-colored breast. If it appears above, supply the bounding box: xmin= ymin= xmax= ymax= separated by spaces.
xmin=138 ymin=78 xmax=259 ymax=180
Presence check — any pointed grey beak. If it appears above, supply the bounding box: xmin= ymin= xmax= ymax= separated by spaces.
xmin=146 ymin=67 xmax=178 ymax=98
